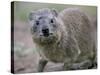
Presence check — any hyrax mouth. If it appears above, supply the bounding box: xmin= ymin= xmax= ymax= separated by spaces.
xmin=39 ymin=34 xmax=58 ymax=44
xmin=41 ymin=33 xmax=53 ymax=37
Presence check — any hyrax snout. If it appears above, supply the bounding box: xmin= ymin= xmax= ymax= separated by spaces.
xmin=29 ymin=8 xmax=97 ymax=72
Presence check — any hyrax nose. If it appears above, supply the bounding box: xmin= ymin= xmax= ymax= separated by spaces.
xmin=42 ymin=28 xmax=49 ymax=37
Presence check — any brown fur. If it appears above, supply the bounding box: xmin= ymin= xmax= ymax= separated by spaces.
xmin=29 ymin=8 xmax=97 ymax=71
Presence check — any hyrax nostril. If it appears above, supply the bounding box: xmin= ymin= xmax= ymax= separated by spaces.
xmin=42 ymin=28 xmax=49 ymax=34
xmin=42 ymin=28 xmax=49 ymax=37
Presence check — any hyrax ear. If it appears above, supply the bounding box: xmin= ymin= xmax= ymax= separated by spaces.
xmin=51 ymin=8 xmax=58 ymax=17
xmin=28 ymin=11 xmax=35 ymax=21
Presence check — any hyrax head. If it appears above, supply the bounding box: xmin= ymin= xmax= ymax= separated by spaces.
xmin=29 ymin=8 xmax=61 ymax=45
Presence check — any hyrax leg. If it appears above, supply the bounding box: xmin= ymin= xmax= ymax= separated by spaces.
xmin=63 ymin=62 xmax=73 ymax=70
xmin=38 ymin=58 xmax=48 ymax=72
xmin=64 ymin=60 xmax=93 ymax=70
xmin=72 ymin=60 xmax=93 ymax=69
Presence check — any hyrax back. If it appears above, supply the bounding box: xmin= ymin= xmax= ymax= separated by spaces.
xmin=29 ymin=8 xmax=96 ymax=71
xmin=59 ymin=8 xmax=95 ymax=62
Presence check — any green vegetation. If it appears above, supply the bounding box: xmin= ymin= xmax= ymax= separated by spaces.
xmin=14 ymin=1 xmax=97 ymax=22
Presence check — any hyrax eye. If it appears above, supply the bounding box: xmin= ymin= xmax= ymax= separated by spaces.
xmin=36 ymin=21 xmax=39 ymax=25
xmin=50 ymin=19 xmax=54 ymax=23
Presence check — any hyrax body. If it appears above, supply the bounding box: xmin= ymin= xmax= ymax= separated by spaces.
xmin=29 ymin=8 xmax=97 ymax=72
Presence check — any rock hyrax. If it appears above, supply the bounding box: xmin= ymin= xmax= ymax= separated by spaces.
xmin=28 ymin=8 xmax=97 ymax=72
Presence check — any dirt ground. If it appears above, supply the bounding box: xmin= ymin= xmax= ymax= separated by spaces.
xmin=13 ymin=20 xmax=64 ymax=74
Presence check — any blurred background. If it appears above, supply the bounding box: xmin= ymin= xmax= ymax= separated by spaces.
xmin=13 ymin=1 xmax=97 ymax=73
